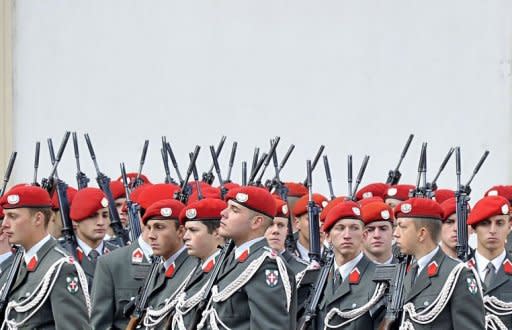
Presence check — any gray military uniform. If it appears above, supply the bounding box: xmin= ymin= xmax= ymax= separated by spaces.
xmin=2 ymin=238 xmax=90 ymax=330
xmin=319 ymin=254 xmax=384 ymax=330
xmin=205 ymin=239 xmax=297 ymax=330
xmin=75 ymin=239 xmax=120 ymax=290
xmin=402 ymin=248 xmax=485 ymax=329
xmin=90 ymin=239 xmax=151 ymax=330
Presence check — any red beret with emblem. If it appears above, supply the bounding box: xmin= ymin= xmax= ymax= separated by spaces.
xmin=70 ymin=188 xmax=108 ymax=222
xmin=485 ymin=185 xmax=512 ymax=202
xmin=361 ymin=201 xmax=394 ymax=225
xmin=323 ymin=201 xmax=362 ymax=232
xmin=179 ymin=198 xmax=227 ymax=225
xmin=130 ymin=184 xmax=151 ymax=204
xmin=142 ymin=198 xmax=185 ymax=225
xmin=433 ymin=189 xmax=455 ymax=204
xmin=355 ymin=183 xmax=389 ymax=201
xmin=225 ymin=186 xmax=277 ymax=218
xmin=394 ymin=198 xmax=443 ymax=220
xmin=319 ymin=197 xmax=347 ymax=223
xmin=0 ymin=185 xmax=52 ymax=209
xmin=110 ymin=181 xmax=126 ymax=200
xmin=138 ymin=183 xmax=180 ymax=210
xmin=467 ymin=196 xmax=510 ymax=226
xmin=284 ymin=182 xmax=308 ymax=198
xmin=116 ymin=172 xmax=151 ymax=185
xmin=274 ymin=198 xmax=290 ymax=218
xmin=187 ymin=187 xmax=222 ymax=204
xmin=293 ymin=193 xmax=329 ymax=217
xmin=50 ymin=186 xmax=78 ymax=210
xmin=440 ymin=197 xmax=456 ymax=221
xmin=358 ymin=196 xmax=384 ymax=208
xmin=385 ymin=184 xmax=415 ymax=201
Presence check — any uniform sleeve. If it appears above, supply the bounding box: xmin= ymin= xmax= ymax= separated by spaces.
xmin=90 ymin=256 xmax=115 ymax=330
xmin=245 ymin=258 xmax=298 ymax=330
xmin=50 ymin=262 xmax=91 ymax=330
xmin=451 ymin=268 xmax=485 ymax=329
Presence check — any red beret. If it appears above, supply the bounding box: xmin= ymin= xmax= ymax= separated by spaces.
xmin=319 ymin=197 xmax=347 ymax=222
xmin=70 ymin=188 xmax=108 ymax=222
xmin=187 ymin=187 xmax=222 ymax=205
xmin=323 ymin=201 xmax=362 ymax=232
xmin=110 ymin=181 xmax=126 ymax=200
xmin=284 ymin=182 xmax=308 ymax=198
xmin=188 ymin=181 xmax=212 ymax=194
xmin=361 ymin=201 xmax=394 ymax=225
xmin=51 ymin=186 xmax=78 ymax=210
xmin=385 ymin=184 xmax=415 ymax=201
xmin=440 ymin=197 xmax=456 ymax=221
xmin=142 ymin=199 xmax=185 ymax=225
xmin=358 ymin=196 xmax=384 ymax=208
xmin=293 ymin=193 xmax=329 ymax=217
xmin=225 ymin=186 xmax=277 ymax=218
xmin=116 ymin=172 xmax=151 ymax=185
xmin=394 ymin=198 xmax=443 ymax=220
xmin=467 ymin=196 xmax=510 ymax=226
xmin=274 ymin=198 xmax=290 ymax=218
xmin=485 ymin=185 xmax=512 ymax=202
xmin=222 ymin=182 xmax=241 ymax=191
xmin=356 ymin=183 xmax=389 ymax=201
xmin=433 ymin=189 xmax=455 ymax=204
xmin=130 ymin=184 xmax=151 ymax=204
xmin=138 ymin=183 xmax=180 ymax=210
xmin=0 ymin=185 xmax=52 ymax=209
xmin=179 ymin=198 xmax=227 ymax=225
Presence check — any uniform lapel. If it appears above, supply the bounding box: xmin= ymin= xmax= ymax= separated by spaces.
xmin=217 ymin=239 xmax=268 ymax=283
xmin=405 ymin=249 xmax=445 ymax=302
xmin=486 ymin=254 xmax=512 ymax=294
xmin=328 ymin=255 xmax=370 ymax=305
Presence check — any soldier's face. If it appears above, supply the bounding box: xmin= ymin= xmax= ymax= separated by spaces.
xmin=363 ymin=221 xmax=393 ymax=256
xmin=219 ymin=200 xmax=253 ymax=244
xmin=296 ymin=214 xmax=310 ymax=242
xmin=75 ymin=207 xmax=108 ymax=244
xmin=393 ymin=218 xmax=417 ymax=255
xmin=385 ymin=198 xmax=401 ymax=209
xmin=147 ymin=219 xmax=184 ymax=259
xmin=328 ymin=219 xmax=363 ymax=259
xmin=265 ymin=217 xmax=287 ymax=252
xmin=115 ymin=198 xmax=127 ymax=226
xmin=184 ymin=221 xmax=221 ymax=260
xmin=475 ymin=215 xmax=509 ymax=253
xmin=441 ymin=214 xmax=457 ymax=250
xmin=2 ymin=208 xmax=39 ymax=247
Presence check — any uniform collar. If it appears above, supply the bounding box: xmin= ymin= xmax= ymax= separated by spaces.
xmin=373 ymin=254 xmax=394 ymax=265
xmin=475 ymin=249 xmax=506 ymax=275
xmin=234 ymin=237 xmax=264 ymax=259
xmin=296 ymin=241 xmax=310 ymax=261
xmin=137 ymin=235 xmax=153 ymax=258
xmin=163 ymin=245 xmax=186 ymax=271
xmin=202 ymin=249 xmax=220 ymax=272
xmin=24 ymin=235 xmax=51 ymax=264
xmin=336 ymin=251 xmax=364 ymax=281
xmin=76 ymin=236 xmax=104 ymax=257
xmin=416 ymin=246 xmax=439 ymax=276
xmin=0 ymin=251 xmax=12 ymax=265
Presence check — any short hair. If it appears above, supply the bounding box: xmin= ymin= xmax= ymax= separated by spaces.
xmin=248 ymin=210 xmax=273 ymax=231
xmin=28 ymin=207 xmax=53 ymax=228
xmin=200 ymin=220 xmax=221 ymax=234
xmin=413 ymin=217 xmax=442 ymax=243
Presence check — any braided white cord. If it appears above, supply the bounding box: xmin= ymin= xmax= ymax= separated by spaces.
xmin=142 ymin=267 xmax=196 ymax=328
xmin=2 ymin=257 xmax=91 ymax=330
xmin=485 ymin=314 xmax=508 ymax=330
xmin=323 ymin=282 xmax=387 ymax=329
xmin=172 ymin=280 xmax=211 ymax=330
xmin=484 ymin=295 xmax=512 ymax=316
xmin=399 ymin=263 xmax=474 ymax=329
xmin=296 ymin=260 xmax=320 ymax=288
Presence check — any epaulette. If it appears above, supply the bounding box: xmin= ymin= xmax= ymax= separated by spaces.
xmin=53 ymin=246 xmax=69 ymax=257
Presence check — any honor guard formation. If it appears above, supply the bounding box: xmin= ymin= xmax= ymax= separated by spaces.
xmin=0 ymin=132 xmax=511 ymax=329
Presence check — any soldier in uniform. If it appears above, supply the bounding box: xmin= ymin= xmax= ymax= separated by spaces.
xmin=109 ymin=180 xmax=128 ymax=228
xmin=90 ymin=221 xmax=153 ymax=329
xmin=467 ymin=195 xmax=512 ymax=328
xmin=439 ymin=197 xmax=459 ymax=259
xmin=361 ymin=201 xmax=397 ymax=264
xmin=0 ymin=185 xmax=90 ymax=329
xmin=70 ymin=187 xmax=119 ymax=287
xmin=200 ymin=186 xmax=297 ymax=329
xmin=171 ymin=198 xmax=226 ymax=329
xmin=483 ymin=185 xmax=512 ymax=254
xmin=355 ymin=182 xmax=389 ymax=202
xmin=384 ymin=184 xmax=415 ymax=208
xmin=141 ymin=198 xmax=198 ymax=329
xmin=393 ymin=197 xmax=485 ymax=329
xmin=318 ymin=200 xmax=385 ymax=329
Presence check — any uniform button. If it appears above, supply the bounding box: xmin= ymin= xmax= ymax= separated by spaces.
xmin=352 ymin=303 xmax=357 ymax=308
xmin=424 ymin=301 xmax=429 ymax=306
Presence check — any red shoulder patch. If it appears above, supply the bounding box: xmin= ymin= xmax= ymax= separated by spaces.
xmin=349 ymin=267 xmax=361 ymax=284
xmin=76 ymin=247 xmax=84 ymax=263
xmin=427 ymin=261 xmax=439 ymax=277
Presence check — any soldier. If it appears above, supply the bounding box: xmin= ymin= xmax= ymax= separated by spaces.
xmin=466 ymin=195 xmax=512 ymax=328
xmin=439 ymin=197 xmax=459 ymax=259
xmin=484 ymin=185 xmax=512 ymax=254
xmin=200 ymin=186 xmax=297 ymax=329
xmin=171 ymin=198 xmax=226 ymax=329
xmin=70 ymin=187 xmax=119 ymax=287
xmin=318 ymin=200 xmax=385 ymax=329
xmin=361 ymin=201 xmax=396 ymax=264
xmin=0 ymin=185 xmax=90 ymax=329
xmin=393 ymin=197 xmax=485 ymax=329
xmin=292 ymin=193 xmax=328 ymax=262
xmin=48 ymin=186 xmax=77 ymax=239
xmin=109 ymin=180 xmax=128 ymax=228
xmin=90 ymin=222 xmax=153 ymax=329
xmin=384 ymin=184 xmax=415 ymax=208
xmin=141 ymin=198 xmax=198 ymax=329
xmin=355 ymin=182 xmax=389 ymax=201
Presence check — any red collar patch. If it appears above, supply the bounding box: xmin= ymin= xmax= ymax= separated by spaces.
xmin=76 ymin=247 xmax=84 ymax=263
xmin=203 ymin=259 xmax=215 ymax=273
xmin=349 ymin=267 xmax=361 ymax=284
xmin=503 ymin=259 xmax=512 ymax=275
xmin=26 ymin=256 xmax=38 ymax=272
xmin=427 ymin=261 xmax=439 ymax=277
xmin=165 ymin=263 xmax=175 ymax=278
xmin=467 ymin=258 xmax=476 ymax=269
xmin=237 ymin=249 xmax=250 ymax=263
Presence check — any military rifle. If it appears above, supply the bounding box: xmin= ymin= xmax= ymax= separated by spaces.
xmin=323 ymin=155 xmax=336 ymax=200
xmin=189 ymin=152 xmax=204 ymax=201
xmin=0 ymin=152 xmax=17 ymax=196
xmin=173 ymin=146 xmax=201 ymax=204
xmin=350 ymin=155 xmax=370 ymax=201
xmin=427 ymin=147 xmax=455 ymax=198
xmin=72 ymin=132 xmax=90 ymax=190
xmin=202 ymin=136 xmax=226 ymax=185
xmin=32 ymin=142 xmax=40 ymax=186
xmin=302 ymin=145 xmax=325 ymax=186
xmin=120 ymin=162 xmax=143 ymax=241
xmin=248 ymin=152 xmax=267 ymax=185
xmin=209 ymin=145 xmax=227 ymax=199
xmin=132 ymin=140 xmax=149 ymax=189
xmin=347 ymin=155 xmax=353 ymax=198
xmin=410 ymin=143 xmax=427 ymax=198
xmin=242 ymin=161 xmax=247 ymax=186
xmin=250 ymin=147 xmax=260 ymax=180
xmin=225 ymin=141 xmax=238 ymax=183
xmin=255 ymin=137 xmax=280 ymax=186
xmin=386 ymin=134 xmax=414 ymax=185
xmin=165 ymin=141 xmax=184 ymax=185
xmin=41 ymin=132 xmax=71 ymax=193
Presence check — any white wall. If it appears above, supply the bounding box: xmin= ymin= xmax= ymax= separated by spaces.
xmin=10 ymin=0 xmax=512 ymax=201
